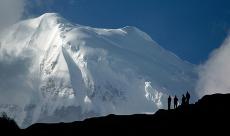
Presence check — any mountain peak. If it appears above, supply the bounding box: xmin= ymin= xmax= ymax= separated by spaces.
xmin=39 ymin=12 xmax=60 ymax=18
xmin=0 ymin=13 xmax=197 ymax=128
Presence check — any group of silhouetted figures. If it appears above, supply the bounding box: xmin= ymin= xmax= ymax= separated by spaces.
xmin=168 ymin=91 xmax=190 ymax=110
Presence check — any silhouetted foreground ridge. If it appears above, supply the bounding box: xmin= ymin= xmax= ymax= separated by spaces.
xmin=1 ymin=93 xmax=230 ymax=135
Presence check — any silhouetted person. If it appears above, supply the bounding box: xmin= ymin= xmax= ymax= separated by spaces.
xmin=168 ymin=95 xmax=171 ymax=110
xmin=186 ymin=91 xmax=190 ymax=105
xmin=174 ymin=95 xmax=178 ymax=109
xmin=182 ymin=94 xmax=186 ymax=106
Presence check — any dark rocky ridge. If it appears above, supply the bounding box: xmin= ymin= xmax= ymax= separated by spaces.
xmin=1 ymin=93 xmax=230 ymax=135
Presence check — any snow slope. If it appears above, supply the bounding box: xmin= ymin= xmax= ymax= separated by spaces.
xmin=0 ymin=13 xmax=197 ymax=128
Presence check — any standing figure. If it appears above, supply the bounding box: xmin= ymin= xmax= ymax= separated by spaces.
xmin=182 ymin=94 xmax=186 ymax=106
xmin=174 ymin=95 xmax=178 ymax=109
xmin=186 ymin=91 xmax=190 ymax=105
xmin=168 ymin=95 xmax=172 ymax=110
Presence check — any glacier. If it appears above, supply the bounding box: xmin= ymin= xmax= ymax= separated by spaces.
xmin=0 ymin=13 xmax=197 ymax=128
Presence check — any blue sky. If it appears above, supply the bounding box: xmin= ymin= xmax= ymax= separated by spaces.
xmin=27 ymin=0 xmax=230 ymax=64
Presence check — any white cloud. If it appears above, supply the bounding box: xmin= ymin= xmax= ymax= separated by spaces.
xmin=0 ymin=0 xmax=27 ymax=30
xmin=196 ymin=33 xmax=230 ymax=97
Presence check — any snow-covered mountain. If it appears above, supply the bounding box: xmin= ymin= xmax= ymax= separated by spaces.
xmin=0 ymin=13 xmax=197 ymax=128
